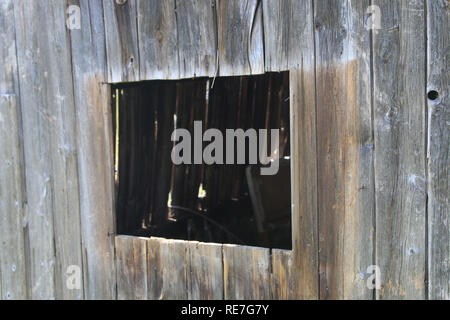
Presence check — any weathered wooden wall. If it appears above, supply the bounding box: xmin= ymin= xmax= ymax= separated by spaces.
xmin=0 ymin=0 xmax=448 ymax=300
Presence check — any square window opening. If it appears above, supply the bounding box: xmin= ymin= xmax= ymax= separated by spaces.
xmin=112 ymin=72 xmax=292 ymax=250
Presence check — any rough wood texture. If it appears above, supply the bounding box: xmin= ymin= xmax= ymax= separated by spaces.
xmin=314 ymin=0 xmax=374 ymax=299
xmin=69 ymin=0 xmax=116 ymax=299
xmin=0 ymin=0 xmax=27 ymax=300
xmin=147 ymin=238 xmax=188 ymax=300
xmin=217 ymin=0 xmax=264 ymax=76
xmin=115 ymin=236 xmax=147 ymax=300
xmin=147 ymin=237 xmax=163 ymax=300
xmin=104 ymin=0 xmax=139 ymax=82
xmin=263 ymin=0 xmax=314 ymax=71
xmin=341 ymin=0 xmax=375 ymax=300
xmin=14 ymin=0 xmax=83 ymax=299
xmin=175 ymin=0 xmax=217 ymax=79
xmin=1 ymin=0 xmax=448 ymax=301
xmin=137 ymin=0 xmax=178 ymax=80
xmin=223 ymin=245 xmax=270 ymax=299
xmin=160 ymin=239 xmax=188 ymax=299
xmin=373 ymin=0 xmax=426 ymax=299
xmin=188 ymin=241 xmax=223 ymax=300
xmin=289 ymin=67 xmax=318 ymax=299
xmin=271 ymin=250 xmax=302 ymax=299
xmin=427 ymin=0 xmax=449 ymax=300
xmin=0 ymin=95 xmax=26 ymax=300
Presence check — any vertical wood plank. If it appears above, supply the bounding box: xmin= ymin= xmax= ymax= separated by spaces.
xmin=69 ymin=0 xmax=116 ymax=299
xmin=115 ymin=236 xmax=147 ymax=300
xmin=103 ymin=0 xmax=139 ymax=82
xmin=289 ymin=67 xmax=318 ymax=300
xmin=427 ymin=0 xmax=449 ymax=300
xmin=147 ymin=237 xmax=163 ymax=300
xmin=137 ymin=0 xmax=179 ymax=80
xmin=14 ymin=0 xmax=83 ymax=299
xmin=223 ymin=245 xmax=270 ymax=299
xmin=0 ymin=0 xmax=27 ymax=300
xmin=342 ymin=0 xmax=375 ymax=300
xmin=216 ymin=0 xmax=264 ymax=76
xmin=314 ymin=1 xmax=347 ymax=299
xmin=0 ymin=94 xmax=26 ymax=299
xmin=0 ymin=96 xmax=26 ymax=300
xmin=161 ymin=239 xmax=188 ymax=299
xmin=14 ymin=0 xmax=56 ymax=299
xmin=175 ymin=0 xmax=217 ymax=79
xmin=187 ymin=241 xmax=223 ymax=300
xmin=271 ymin=250 xmax=302 ymax=299
xmin=373 ymin=0 xmax=426 ymax=299
xmin=314 ymin=0 xmax=374 ymax=299
xmin=262 ymin=0 xmax=314 ymax=71
xmin=147 ymin=238 xmax=188 ymax=300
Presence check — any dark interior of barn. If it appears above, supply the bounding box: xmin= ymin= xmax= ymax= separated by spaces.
xmin=112 ymin=72 xmax=292 ymax=250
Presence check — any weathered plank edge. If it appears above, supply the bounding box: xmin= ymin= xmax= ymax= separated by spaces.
xmin=426 ymin=0 xmax=449 ymax=300
xmin=0 ymin=0 xmax=27 ymax=300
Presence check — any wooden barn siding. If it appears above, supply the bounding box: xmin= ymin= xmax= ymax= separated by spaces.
xmin=373 ymin=0 xmax=427 ymax=299
xmin=69 ymin=0 xmax=116 ymax=299
xmin=314 ymin=0 xmax=374 ymax=299
xmin=13 ymin=0 xmax=84 ymax=299
xmin=0 ymin=0 xmax=447 ymax=300
xmin=427 ymin=0 xmax=449 ymax=300
xmin=0 ymin=0 xmax=27 ymax=300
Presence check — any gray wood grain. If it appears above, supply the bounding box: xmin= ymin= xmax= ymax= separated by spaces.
xmin=187 ymin=241 xmax=223 ymax=300
xmin=147 ymin=238 xmax=188 ymax=300
xmin=289 ymin=67 xmax=318 ymax=300
xmin=1 ymin=0 xmax=447 ymax=301
xmin=175 ymin=0 xmax=217 ymax=79
xmin=0 ymin=0 xmax=27 ymax=300
xmin=69 ymin=0 xmax=117 ymax=299
xmin=137 ymin=0 xmax=179 ymax=80
xmin=314 ymin=0 xmax=375 ymax=300
xmin=161 ymin=239 xmax=188 ymax=299
xmin=116 ymin=236 xmax=147 ymax=300
xmin=14 ymin=0 xmax=83 ymax=299
xmin=147 ymin=237 xmax=163 ymax=300
xmin=427 ymin=0 xmax=449 ymax=300
xmin=104 ymin=0 xmax=139 ymax=82
xmin=223 ymin=244 xmax=270 ymax=299
xmin=263 ymin=0 xmax=314 ymax=71
xmin=216 ymin=0 xmax=264 ymax=76
xmin=373 ymin=0 xmax=426 ymax=299
xmin=0 ymin=96 xmax=27 ymax=300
